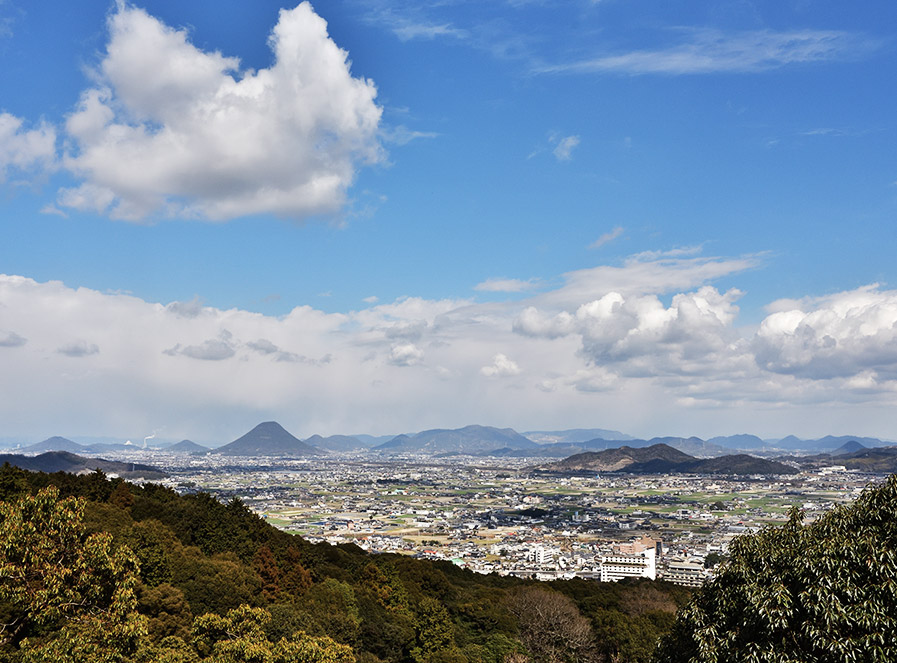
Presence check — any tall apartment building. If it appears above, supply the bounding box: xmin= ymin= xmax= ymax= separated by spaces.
xmin=659 ymin=558 xmax=706 ymax=587
xmin=599 ymin=547 xmax=656 ymax=582
xmin=528 ymin=546 xmax=549 ymax=566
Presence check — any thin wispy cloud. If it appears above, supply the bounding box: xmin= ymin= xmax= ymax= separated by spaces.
xmin=38 ymin=204 xmax=68 ymax=218
xmin=536 ymin=29 xmax=875 ymax=75
xmin=799 ymin=127 xmax=876 ymax=138
xmin=589 ymin=226 xmax=624 ymax=249
xmin=392 ymin=21 xmax=467 ymax=42
xmin=382 ymin=125 xmax=440 ymax=146
xmin=0 ymin=5 xmax=15 ymax=40
xmin=802 ymin=128 xmax=848 ymax=136
xmin=629 ymin=245 xmax=705 ymax=262
xmin=475 ymin=277 xmax=541 ymax=293
xmin=553 ymin=135 xmax=580 ymax=161
xmin=359 ymin=2 xmax=467 ymax=43
xmin=358 ymin=0 xmax=536 ymax=64
xmin=529 ymin=132 xmax=581 ymax=161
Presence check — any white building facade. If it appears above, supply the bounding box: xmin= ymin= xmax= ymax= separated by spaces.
xmin=599 ymin=547 xmax=656 ymax=582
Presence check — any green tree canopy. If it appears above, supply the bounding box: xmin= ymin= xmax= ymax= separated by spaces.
xmin=654 ymin=474 xmax=897 ymax=663
xmin=0 ymin=486 xmax=146 ymax=662
xmin=189 ymin=605 xmax=355 ymax=663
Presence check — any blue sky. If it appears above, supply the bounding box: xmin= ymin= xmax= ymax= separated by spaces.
xmin=1 ymin=0 xmax=897 ymax=443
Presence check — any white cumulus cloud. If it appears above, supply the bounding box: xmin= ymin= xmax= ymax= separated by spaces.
xmin=516 ymin=286 xmax=747 ymax=377
xmin=481 ymin=353 xmax=521 ymax=378
xmin=388 ymin=343 xmax=424 ymax=366
xmin=754 ymin=286 xmax=897 ymax=380
xmin=59 ymin=2 xmax=383 ymax=222
xmin=3 ymin=253 xmax=897 ymax=440
xmin=0 ymin=113 xmax=56 ymax=182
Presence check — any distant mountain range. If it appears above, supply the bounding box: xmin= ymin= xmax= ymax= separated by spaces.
xmin=785 ymin=445 xmax=897 ymax=473
xmin=350 ymin=433 xmax=398 ymax=447
xmin=831 ymin=440 xmax=866 ymax=456
xmin=767 ymin=435 xmax=886 ymax=453
xmin=523 ymin=428 xmax=634 ymax=445
xmin=832 ymin=446 xmax=897 ymax=472
xmin=16 ymin=436 xmax=160 ymax=455
xmin=373 ymin=425 xmax=538 ymax=454
xmin=0 ymin=451 xmax=166 ymax=479
xmin=215 ymin=421 xmax=324 ymax=456
xmin=9 ymin=435 xmax=208 ymax=455
xmin=305 ymin=434 xmax=368 ymax=452
xmin=168 ymin=439 xmax=209 ymax=453
xmin=537 ymin=434 xmax=893 ymax=458
xmin=22 ymin=436 xmax=86 ymax=454
xmin=540 ymin=444 xmax=794 ymax=476
xmin=4 ymin=425 xmax=892 ymax=460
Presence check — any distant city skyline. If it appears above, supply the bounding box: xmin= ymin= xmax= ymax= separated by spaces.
xmin=2 ymin=1 xmax=897 ymax=441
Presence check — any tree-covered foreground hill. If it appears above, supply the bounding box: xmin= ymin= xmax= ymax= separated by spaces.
xmin=7 ymin=466 xmax=894 ymax=663
xmin=654 ymin=474 xmax=897 ymax=663
xmin=0 ymin=465 xmax=691 ymax=663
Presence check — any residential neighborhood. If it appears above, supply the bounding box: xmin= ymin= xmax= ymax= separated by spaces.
xmin=126 ymin=450 xmax=878 ymax=587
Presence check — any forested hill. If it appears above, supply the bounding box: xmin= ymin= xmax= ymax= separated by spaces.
xmin=0 ymin=464 xmax=691 ymax=663
xmin=0 ymin=449 xmax=166 ymax=479
xmin=542 ymin=444 xmax=793 ymax=475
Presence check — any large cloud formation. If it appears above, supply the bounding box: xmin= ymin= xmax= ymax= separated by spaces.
xmin=0 ymin=254 xmax=897 ymax=441
xmin=515 ymin=286 xmax=747 ymax=377
xmin=3 ymin=253 xmax=897 ymax=441
xmin=754 ymin=286 xmax=897 ymax=381
xmin=59 ymin=2 xmax=382 ymax=221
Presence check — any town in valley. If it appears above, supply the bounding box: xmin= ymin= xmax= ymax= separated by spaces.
xmin=5 ymin=422 xmax=885 ymax=590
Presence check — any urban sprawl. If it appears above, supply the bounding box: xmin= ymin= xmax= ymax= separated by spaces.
xmin=107 ymin=451 xmax=877 ymax=588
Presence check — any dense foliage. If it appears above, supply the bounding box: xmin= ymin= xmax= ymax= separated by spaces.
xmin=654 ymin=474 xmax=897 ymax=663
xmin=0 ymin=486 xmax=144 ymax=662
xmin=0 ymin=465 xmax=691 ymax=662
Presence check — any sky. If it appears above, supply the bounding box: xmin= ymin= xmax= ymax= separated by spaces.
xmin=1 ymin=0 xmax=897 ymax=444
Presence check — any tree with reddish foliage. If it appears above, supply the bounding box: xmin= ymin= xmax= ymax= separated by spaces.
xmin=254 ymin=544 xmax=282 ymax=602
xmin=280 ymin=546 xmax=313 ymax=597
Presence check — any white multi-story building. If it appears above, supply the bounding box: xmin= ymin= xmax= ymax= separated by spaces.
xmin=659 ymin=558 xmax=706 ymax=587
xmin=528 ymin=546 xmax=550 ymax=566
xmin=599 ymin=547 xmax=656 ymax=582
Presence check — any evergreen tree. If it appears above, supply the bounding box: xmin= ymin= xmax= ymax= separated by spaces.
xmin=654 ymin=475 xmax=897 ymax=663
xmin=411 ymin=597 xmax=460 ymax=663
